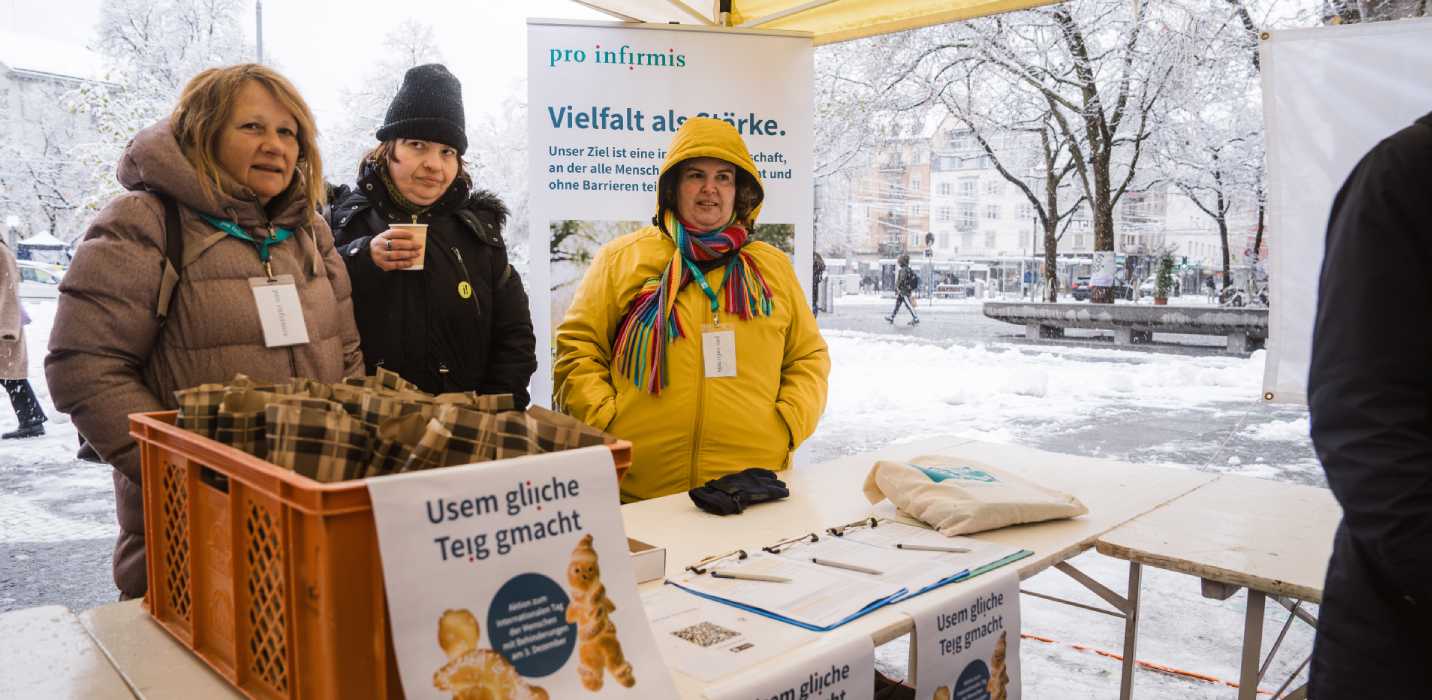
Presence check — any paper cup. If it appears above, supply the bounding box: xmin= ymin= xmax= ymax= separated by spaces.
xmin=391 ymin=223 xmax=427 ymax=271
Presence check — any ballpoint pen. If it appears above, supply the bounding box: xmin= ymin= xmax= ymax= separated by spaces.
xmin=895 ymin=543 xmax=970 ymax=553
xmin=710 ymin=570 xmax=792 ymax=583
xmin=810 ymin=557 xmax=883 ymax=575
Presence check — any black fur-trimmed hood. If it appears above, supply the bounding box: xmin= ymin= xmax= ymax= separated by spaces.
xmin=327 ymin=182 xmax=510 ymax=248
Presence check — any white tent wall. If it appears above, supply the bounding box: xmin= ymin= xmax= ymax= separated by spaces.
xmin=1260 ymin=18 xmax=1432 ymax=404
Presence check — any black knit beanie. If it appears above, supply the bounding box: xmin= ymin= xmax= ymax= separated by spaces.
xmin=376 ymin=64 xmax=468 ymax=154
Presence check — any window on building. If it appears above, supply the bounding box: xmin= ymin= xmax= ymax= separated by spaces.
xmin=984 ymin=204 xmax=1000 ymax=220
xmin=962 ymin=232 xmax=975 ymax=250
xmin=938 ymin=207 xmax=952 ymax=222
xmin=911 ymin=176 xmax=922 ymax=191
xmin=938 ymin=232 xmax=951 ymax=248
xmin=952 ymin=133 xmax=976 ymax=153
xmin=983 ymin=179 xmax=1002 ymax=196
xmin=958 ymin=177 xmax=978 ymax=199
xmin=1075 ymin=234 xmax=1086 ymax=248
xmin=957 ymin=203 xmax=977 ymax=229
xmin=938 ymin=182 xmax=952 ymax=196
xmin=1018 ymin=202 xmax=1034 ymax=220
xmin=985 ymin=232 xmax=997 ymax=249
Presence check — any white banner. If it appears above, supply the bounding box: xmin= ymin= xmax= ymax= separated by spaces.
xmin=1260 ymin=18 xmax=1432 ymax=404
xmin=527 ymin=20 xmax=814 ymax=406
xmin=701 ymin=632 xmax=874 ymax=700
xmin=906 ymin=571 xmax=1021 ymax=700
xmin=368 ymin=447 xmax=677 ymax=699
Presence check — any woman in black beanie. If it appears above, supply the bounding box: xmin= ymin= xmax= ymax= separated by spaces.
xmin=329 ymin=63 xmax=536 ymax=405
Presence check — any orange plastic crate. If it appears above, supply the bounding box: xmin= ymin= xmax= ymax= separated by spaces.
xmin=130 ymin=410 xmax=632 ymax=699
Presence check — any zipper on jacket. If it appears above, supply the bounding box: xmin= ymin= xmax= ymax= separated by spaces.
xmin=450 ymin=247 xmax=482 ymax=318
xmin=687 ymin=295 xmax=709 ymax=490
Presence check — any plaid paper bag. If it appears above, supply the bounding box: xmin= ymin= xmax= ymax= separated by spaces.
xmin=328 ymin=383 xmax=368 ymax=418
xmin=265 ymin=397 xmax=371 ymax=483
xmin=358 ymin=390 xmax=435 ymax=434
xmin=527 ymin=405 xmax=615 ymax=452
xmin=490 ymin=406 xmax=614 ymax=460
xmin=429 ymin=392 xmax=516 ymax=412
xmin=213 ymin=388 xmax=275 ymax=458
xmin=175 ymin=383 xmax=229 ymax=438
xmin=287 ymin=377 xmax=334 ymax=401
xmin=492 ymin=411 xmax=535 ymax=460
xmin=401 ymin=404 xmax=499 ymax=472
xmin=365 ymin=413 xmax=431 ymax=478
xmin=473 ymin=393 xmax=516 ymax=412
xmin=374 ymin=367 xmax=421 ymax=393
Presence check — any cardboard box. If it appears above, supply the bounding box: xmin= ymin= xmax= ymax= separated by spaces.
xmin=628 ymin=537 xmax=666 ymax=583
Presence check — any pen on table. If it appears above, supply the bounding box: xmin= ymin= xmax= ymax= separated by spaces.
xmin=895 ymin=543 xmax=970 ymax=553
xmin=810 ymin=557 xmax=883 ymax=576
xmin=710 ymin=570 xmax=792 ymax=583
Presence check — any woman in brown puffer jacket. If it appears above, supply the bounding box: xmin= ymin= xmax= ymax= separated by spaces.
xmin=45 ymin=64 xmax=363 ymax=600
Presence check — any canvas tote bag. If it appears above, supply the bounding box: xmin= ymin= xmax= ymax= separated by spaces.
xmin=863 ymin=455 xmax=1088 ymax=535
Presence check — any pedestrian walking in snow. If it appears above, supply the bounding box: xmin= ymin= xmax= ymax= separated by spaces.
xmin=0 ymin=239 xmax=46 ymax=439
xmin=885 ymin=253 xmax=920 ymax=325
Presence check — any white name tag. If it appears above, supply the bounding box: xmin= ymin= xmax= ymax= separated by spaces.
xmin=249 ymin=275 xmax=310 ymax=348
xmin=702 ymin=325 xmax=737 ymax=378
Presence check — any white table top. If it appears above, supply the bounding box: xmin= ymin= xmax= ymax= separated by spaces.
xmin=0 ymin=604 xmax=136 ymax=699
xmin=1095 ymin=473 xmax=1341 ymax=602
xmin=623 ymin=436 xmax=1218 ymax=696
xmin=76 ymin=436 xmax=1220 ymax=699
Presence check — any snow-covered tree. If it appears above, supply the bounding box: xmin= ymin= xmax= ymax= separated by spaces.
xmin=467 ymin=89 xmax=530 ymax=264
xmin=321 ymin=19 xmax=444 ymax=185
xmin=71 ymin=0 xmax=251 ymax=218
xmin=840 ymin=0 xmax=1192 ymax=303
xmin=0 ymin=77 xmax=97 ymax=242
xmin=1155 ymin=1 xmax=1265 ymax=292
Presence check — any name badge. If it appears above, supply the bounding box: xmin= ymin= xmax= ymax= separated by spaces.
xmin=249 ymin=275 xmax=310 ymax=348
xmin=702 ymin=324 xmax=737 ymax=378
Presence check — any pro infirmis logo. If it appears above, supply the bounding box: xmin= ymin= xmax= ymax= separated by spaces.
xmin=548 ymin=44 xmax=687 ymax=70
xmin=913 ymin=464 xmax=999 ymax=484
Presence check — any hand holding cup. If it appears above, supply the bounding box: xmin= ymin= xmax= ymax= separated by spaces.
xmin=370 ymin=226 xmax=427 ymax=272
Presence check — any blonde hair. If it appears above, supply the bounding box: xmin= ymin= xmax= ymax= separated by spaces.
xmin=172 ymin=64 xmax=325 ymax=208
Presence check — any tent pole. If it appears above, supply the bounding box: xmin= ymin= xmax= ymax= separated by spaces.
xmin=665 ymin=0 xmax=715 ymax=24
xmin=739 ymin=0 xmax=843 ymax=28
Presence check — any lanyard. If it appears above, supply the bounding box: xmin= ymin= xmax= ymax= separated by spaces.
xmin=676 ymin=224 xmax=721 ymax=318
xmin=682 ymin=256 xmax=721 ymax=315
xmin=200 ymin=214 xmax=293 ymax=280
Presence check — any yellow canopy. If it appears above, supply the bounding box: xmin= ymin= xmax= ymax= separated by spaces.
xmin=570 ymin=0 xmax=1059 ymax=45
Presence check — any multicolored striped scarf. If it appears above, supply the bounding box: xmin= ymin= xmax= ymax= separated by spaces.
xmin=613 ymin=211 xmax=775 ymax=394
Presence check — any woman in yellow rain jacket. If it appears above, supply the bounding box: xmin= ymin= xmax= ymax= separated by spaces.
xmin=555 ymin=117 xmax=830 ymax=502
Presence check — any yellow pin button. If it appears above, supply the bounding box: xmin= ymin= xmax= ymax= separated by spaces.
xmin=458 ymin=281 xmax=473 ymax=299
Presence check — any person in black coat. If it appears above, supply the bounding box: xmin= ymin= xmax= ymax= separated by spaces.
xmin=1308 ymin=111 xmax=1432 ymax=695
xmin=330 ymin=64 xmax=536 ymax=405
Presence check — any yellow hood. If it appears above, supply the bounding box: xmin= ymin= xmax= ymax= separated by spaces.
xmin=655 ymin=116 xmax=765 ymax=224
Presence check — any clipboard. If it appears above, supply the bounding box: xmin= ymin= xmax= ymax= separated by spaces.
xmin=668 ymin=518 xmax=1033 ymax=631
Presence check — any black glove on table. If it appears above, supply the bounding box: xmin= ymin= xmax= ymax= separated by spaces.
xmin=689 ymin=468 xmax=789 ymax=515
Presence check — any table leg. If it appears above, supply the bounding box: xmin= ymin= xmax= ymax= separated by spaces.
xmin=1119 ymin=562 xmax=1142 ymax=700
xmin=1238 ymin=589 xmax=1266 ymax=700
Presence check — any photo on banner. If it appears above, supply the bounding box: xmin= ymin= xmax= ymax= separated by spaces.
xmin=527 ymin=19 xmax=814 ymax=406
xmin=367 ymin=447 xmax=678 ymax=698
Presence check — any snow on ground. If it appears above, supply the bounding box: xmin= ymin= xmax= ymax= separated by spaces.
xmin=0 ymin=299 xmax=112 ymax=544
xmin=1 ymin=297 xmax=1323 ymax=696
